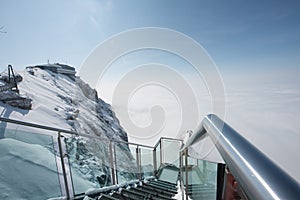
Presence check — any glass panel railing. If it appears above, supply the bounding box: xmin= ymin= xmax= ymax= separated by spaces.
xmin=114 ymin=143 xmax=138 ymax=184
xmin=161 ymin=138 xmax=181 ymax=167
xmin=140 ymin=146 xmax=154 ymax=178
xmin=0 ymin=127 xmax=61 ymax=200
xmin=188 ymin=156 xmax=198 ymax=166
xmin=66 ymin=136 xmax=112 ymax=195
xmin=158 ymin=165 xmax=180 ymax=184
xmin=202 ymin=160 xmax=218 ymax=185
xmin=183 ymin=156 xmax=218 ymax=200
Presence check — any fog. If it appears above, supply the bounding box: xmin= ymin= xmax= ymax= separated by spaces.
xmin=99 ymin=68 xmax=300 ymax=183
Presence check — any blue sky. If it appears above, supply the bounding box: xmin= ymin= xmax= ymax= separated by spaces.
xmin=1 ymin=1 xmax=300 ymax=180
xmin=1 ymin=0 xmax=300 ymax=74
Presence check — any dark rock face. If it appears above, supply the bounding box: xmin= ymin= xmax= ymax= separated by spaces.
xmin=0 ymin=69 xmax=32 ymax=110
xmin=0 ymin=72 xmax=23 ymax=84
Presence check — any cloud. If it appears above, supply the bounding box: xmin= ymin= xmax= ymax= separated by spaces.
xmin=222 ymin=72 xmax=300 ymax=182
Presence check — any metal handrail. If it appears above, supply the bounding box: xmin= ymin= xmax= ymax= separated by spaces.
xmin=0 ymin=117 xmax=78 ymax=135
xmin=182 ymin=114 xmax=300 ymax=200
xmin=0 ymin=117 xmax=158 ymax=149
xmin=112 ymin=138 xmax=154 ymax=149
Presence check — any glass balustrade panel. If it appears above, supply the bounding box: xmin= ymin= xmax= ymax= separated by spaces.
xmin=0 ymin=127 xmax=61 ymax=200
xmin=66 ymin=136 xmax=112 ymax=195
xmin=140 ymin=146 xmax=154 ymax=178
xmin=114 ymin=143 xmax=139 ymax=184
xmin=161 ymin=139 xmax=181 ymax=167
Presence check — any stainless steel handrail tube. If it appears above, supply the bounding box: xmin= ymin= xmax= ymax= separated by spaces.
xmin=0 ymin=117 xmax=78 ymax=135
xmin=201 ymin=114 xmax=300 ymax=200
xmin=112 ymin=139 xmax=154 ymax=149
xmin=0 ymin=117 xmax=142 ymax=144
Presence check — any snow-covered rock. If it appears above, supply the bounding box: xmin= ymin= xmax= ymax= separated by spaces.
xmin=0 ymin=67 xmax=127 ymax=140
xmin=0 ymin=67 xmax=134 ymax=199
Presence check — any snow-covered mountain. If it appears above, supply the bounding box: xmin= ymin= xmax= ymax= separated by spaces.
xmin=0 ymin=67 xmax=136 ymax=199
xmin=0 ymin=67 xmax=127 ymax=141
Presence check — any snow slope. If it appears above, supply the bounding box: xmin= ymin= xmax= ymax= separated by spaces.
xmin=2 ymin=67 xmax=128 ymax=142
xmin=0 ymin=68 xmax=133 ymax=199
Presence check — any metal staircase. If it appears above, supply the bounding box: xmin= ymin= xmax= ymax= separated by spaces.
xmin=83 ymin=166 xmax=179 ymax=200
xmin=102 ymin=180 xmax=177 ymax=200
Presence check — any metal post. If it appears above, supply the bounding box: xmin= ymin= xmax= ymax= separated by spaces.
xmin=180 ymin=151 xmax=184 ymax=200
xmin=136 ymin=145 xmax=141 ymax=180
xmin=109 ymin=141 xmax=116 ymax=185
xmin=185 ymin=148 xmax=189 ymax=200
xmin=153 ymin=148 xmax=157 ymax=175
xmin=114 ymin=144 xmax=119 ymax=184
xmin=160 ymin=138 xmax=163 ymax=165
xmin=57 ymin=132 xmax=70 ymax=199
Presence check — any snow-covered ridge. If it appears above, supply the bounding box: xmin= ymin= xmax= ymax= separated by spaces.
xmin=0 ymin=67 xmax=127 ymax=141
xmin=0 ymin=67 xmax=134 ymax=199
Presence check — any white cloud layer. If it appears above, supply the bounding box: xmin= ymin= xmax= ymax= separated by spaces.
xmin=109 ymin=70 xmax=300 ymax=182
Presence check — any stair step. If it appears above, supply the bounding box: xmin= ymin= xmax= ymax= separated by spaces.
xmin=98 ymin=194 xmax=119 ymax=200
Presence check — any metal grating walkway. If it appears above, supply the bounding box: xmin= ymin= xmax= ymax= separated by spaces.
xmin=90 ymin=179 xmax=178 ymax=200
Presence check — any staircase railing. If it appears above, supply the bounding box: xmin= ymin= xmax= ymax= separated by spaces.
xmin=182 ymin=114 xmax=300 ymax=200
xmin=2 ymin=115 xmax=300 ymax=199
xmin=0 ymin=117 xmax=182 ymax=199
